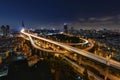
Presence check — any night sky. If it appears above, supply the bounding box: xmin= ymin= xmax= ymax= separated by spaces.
xmin=0 ymin=0 xmax=120 ymax=29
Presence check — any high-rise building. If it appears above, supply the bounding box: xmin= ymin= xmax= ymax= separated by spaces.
xmin=69 ymin=27 xmax=74 ymax=34
xmin=1 ymin=25 xmax=6 ymax=37
xmin=1 ymin=25 xmax=10 ymax=37
xmin=6 ymin=25 xmax=10 ymax=37
xmin=64 ymin=23 xmax=68 ymax=33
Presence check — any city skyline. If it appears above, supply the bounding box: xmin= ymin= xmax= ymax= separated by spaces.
xmin=0 ymin=0 xmax=120 ymax=29
xmin=0 ymin=0 xmax=120 ymax=78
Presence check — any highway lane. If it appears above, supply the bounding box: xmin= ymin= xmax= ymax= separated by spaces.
xmin=21 ymin=29 xmax=120 ymax=70
xmin=83 ymin=39 xmax=94 ymax=51
xmin=81 ymin=60 xmax=120 ymax=80
xmin=62 ymin=33 xmax=89 ymax=45
xmin=21 ymin=31 xmax=65 ymax=54
xmin=61 ymin=55 xmax=103 ymax=80
xmin=64 ymin=33 xmax=94 ymax=51
xmin=28 ymin=35 xmax=65 ymax=54
xmin=67 ymin=38 xmax=89 ymax=45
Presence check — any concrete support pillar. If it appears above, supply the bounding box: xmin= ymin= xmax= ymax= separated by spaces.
xmin=104 ymin=66 xmax=109 ymax=80
xmin=39 ymin=51 xmax=42 ymax=57
xmin=42 ymin=51 xmax=45 ymax=57
xmin=78 ymin=56 xmax=82 ymax=65
xmin=104 ymin=55 xmax=111 ymax=80
xmin=33 ymin=48 xmax=38 ymax=54
xmin=21 ymin=40 xmax=25 ymax=48
xmin=0 ymin=56 xmax=2 ymax=63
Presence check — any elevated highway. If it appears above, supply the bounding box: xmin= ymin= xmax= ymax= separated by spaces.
xmin=21 ymin=29 xmax=120 ymax=70
xmin=21 ymin=34 xmax=66 ymax=54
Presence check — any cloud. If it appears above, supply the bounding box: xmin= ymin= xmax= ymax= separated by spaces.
xmin=97 ymin=17 xmax=114 ymax=21
xmin=78 ymin=18 xmax=85 ymax=22
xmin=88 ymin=17 xmax=96 ymax=21
xmin=78 ymin=16 xmax=117 ymax=22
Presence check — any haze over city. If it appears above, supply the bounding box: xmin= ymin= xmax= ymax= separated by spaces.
xmin=0 ymin=0 xmax=120 ymax=80
xmin=0 ymin=0 xmax=120 ymax=30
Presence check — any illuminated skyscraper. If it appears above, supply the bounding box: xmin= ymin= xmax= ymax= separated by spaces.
xmin=6 ymin=25 xmax=10 ymax=37
xmin=64 ymin=23 xmax=68 ymax=33
xmin=1 ymin=25 xmax=6 ymax=37
xmin=1 ymin=25 xmax=10 ymax=37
